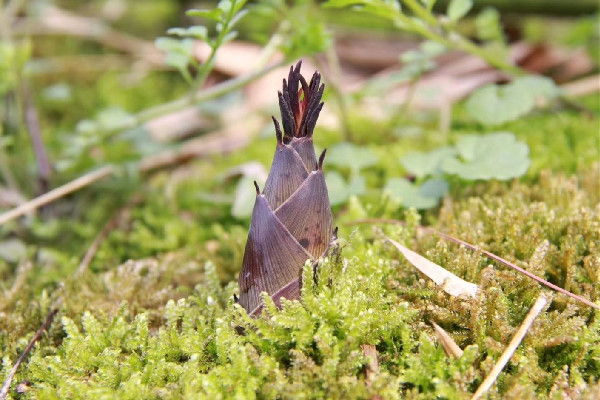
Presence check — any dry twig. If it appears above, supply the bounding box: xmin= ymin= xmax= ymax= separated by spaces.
xmin=0 ymin=306 xmax=59 ymax=400
xmin=471 ymin=294 xmax=551 ymax=400
xmin=0 ymin=165 xmax=115 ymax=226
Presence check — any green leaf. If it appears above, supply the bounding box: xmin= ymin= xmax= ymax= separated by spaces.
xmin=447 ymin=0 xmax=472 ymax=23
xmin=154 ymin=37 xmax=181 ymax=53
xmin=322 ymin=0 xmax=362 ymax=8
xmin=279 ymin=16 xmax=332 ymax=60
xmin=515 ymin=75 xmax=560 ymax=99
xmin=221 ymin=31 xmax=238 ymax=45
xmin=164 ymin=52 xmax=192 ymax=75
xmin=229 ymin=9 xmax=249 ymax=28
xmin=384 ymin=178 xmax=448 ymax=209
xmin=419 ymin=178 xmax=450 ymax=199
xmin=155 ymin=37 xmax=194 ymax=56
xmin=186 ymin=8 xmax=223 ymax=21
xmin=327 ymin=142 xmax=378 ymax=173
xmin=218 ymin=0 xmax=232 ymax=14
xmin=400 ymin=146 xmax=456 ymax=178
xmin=475 ymin=7 xmax=503 ymax=42
xmin=96 ymin=107 xmax=136 ymax=131
xmin=465 ymin=82 xmax=532 ymax=126
xmin=420 ymin=40 xmax=446 ymax=57
xmin=441 ymin=132 xmax=530 ymax=180
xmin=466 ymin=76 xmax=559 ymax=126
xmin=325 ymin=171 xmax=366 ymax=206
xmin=189 ymin=26 xmax=209 ymax=40
xmin=168 ymin=26 xmax=208 ymax=40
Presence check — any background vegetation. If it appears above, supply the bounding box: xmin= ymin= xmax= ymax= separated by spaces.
xmin=0 ymin=0 xmax=598 ymax=398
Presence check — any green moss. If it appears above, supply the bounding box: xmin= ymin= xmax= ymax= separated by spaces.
xmin=1 ymin=11 xmax=599 ymax=395
xmin=0 ymin=163 xmax=597 ymax=398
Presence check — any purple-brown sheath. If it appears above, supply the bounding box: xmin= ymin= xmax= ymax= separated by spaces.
xmin=238 ymin=61 xmax=334 ymax=317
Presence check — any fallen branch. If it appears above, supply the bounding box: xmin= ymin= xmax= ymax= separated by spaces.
xmin=0 ymin=165 xmax=115 ymax=226
xmin=471 ymin=293 xmax=551 ymax=400
xmin=349 ymin=218 xmax=599 ymax=310
xmin=0 ymin=306 xmax=59 ymax=400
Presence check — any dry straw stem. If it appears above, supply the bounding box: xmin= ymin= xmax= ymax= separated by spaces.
xmin=0 ymin=165 xmax=115 ymax=226
xmin=0 ymin=306 xmax=59 ymax=400
xmin=354 ymin=219 xmax=599 ymax=310
xmin=471 ymin=293 xmax=551 ymax=400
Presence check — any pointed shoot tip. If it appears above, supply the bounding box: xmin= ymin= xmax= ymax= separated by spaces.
xmin=272 ymin=116 xmax=283 ymax=143
xmin=253 ymin=181 xmax=260 ymax=195
xmin=318 ymin=148 xmax=327 ymax=170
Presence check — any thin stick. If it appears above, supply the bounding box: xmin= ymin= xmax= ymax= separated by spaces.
xmin=561 ymin=74 xmax=600 ymax=98
xmin=349 ymin=218 xmax=600 ymax=310
xmin=0 ymin=307 xmax=59 ymax=400
xmin=471 ymin=294 xmax=550 ymax=400
xmin=0 ymin=165 xmax=115 ymax=226
xmin=24 ymin=87 xmax=52 ymax=192
xmin=76 ymin=194 xmax=141 ymax=275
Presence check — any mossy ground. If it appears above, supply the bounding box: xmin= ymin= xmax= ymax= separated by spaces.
xmin=0 ymin=90 xmax=598 ymax=399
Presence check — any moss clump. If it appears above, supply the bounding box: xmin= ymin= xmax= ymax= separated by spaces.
xmin=0 ymin=165 xmax=597 ymax=399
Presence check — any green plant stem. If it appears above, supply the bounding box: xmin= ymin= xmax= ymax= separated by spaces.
xmin=402 ymin=0 xmax=439 ymax=27
xmin=190 ymin=1 xmax=246 ymax=94
xmin=381 ymin=1 xmax=524 ymax=75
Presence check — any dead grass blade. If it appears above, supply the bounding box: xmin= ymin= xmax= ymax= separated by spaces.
xmin=354 ymin=219 xmax=599 ymax=310
xmin=385 ymin=235 xmax=479 ymax=298
xmin=431 ymin=321 xmax=463 ymax=358
xmin=471 ymin=293 xmax=551 ymax=400
xmin=0 ymin=306 xmax=60 ymax=400
xmin=0 ymin=165 xmax=115 ymax=226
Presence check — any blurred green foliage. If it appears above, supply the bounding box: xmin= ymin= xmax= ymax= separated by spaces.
xmin=0 ymin=0 xmax=598 ymax=398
